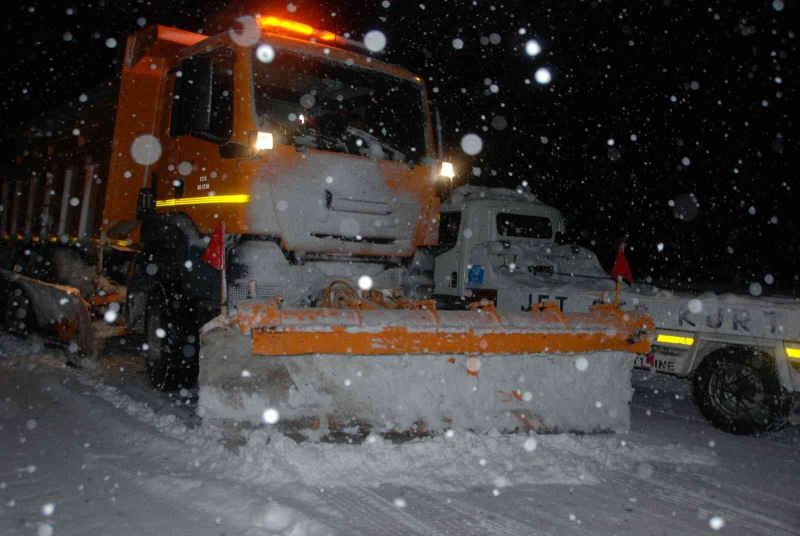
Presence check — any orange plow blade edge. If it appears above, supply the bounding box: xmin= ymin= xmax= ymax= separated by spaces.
xmin=198 ymin=299 xmax=654 ymax=435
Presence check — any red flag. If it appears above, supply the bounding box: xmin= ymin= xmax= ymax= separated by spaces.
xmin=202 ymin=221 xmax=225 ymax=271
xmin=610 ymin=242 xmax=633 ymax=285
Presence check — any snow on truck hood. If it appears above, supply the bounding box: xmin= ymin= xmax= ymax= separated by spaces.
xmin=443 ymin=184 xmax=542 ymax=210
xmin=468 ymin=239 xmax=630 ymax=292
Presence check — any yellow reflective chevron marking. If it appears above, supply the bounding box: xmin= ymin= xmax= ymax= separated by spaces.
xmin=156 ymin=194 xmax=250 ymax=207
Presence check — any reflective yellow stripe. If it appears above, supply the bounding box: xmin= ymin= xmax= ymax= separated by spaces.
xmin=656 ymin=333 xmax=695 ymax=346
xmin=785 ymin=346 xmax=800 ymax=359
xmin=156 ymin=194 xmax=250 ymax=207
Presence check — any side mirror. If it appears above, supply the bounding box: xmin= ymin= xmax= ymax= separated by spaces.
xmin=435 ymin=178 xmax=452 ymax=202
xmin=219 ymin=142 xmax=251 ymax=159
xmin=176 ymin=55 xmax=213 ymax=135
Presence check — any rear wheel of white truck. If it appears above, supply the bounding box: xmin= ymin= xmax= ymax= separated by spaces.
xmin=144 ymin=283 xmax=199 ymax=391
xmin=692 ymin=347 xmax=789 ymax=435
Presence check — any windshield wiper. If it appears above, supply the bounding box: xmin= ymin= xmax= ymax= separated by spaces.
xmin=346 ymin=126 xmax=407 ymax=163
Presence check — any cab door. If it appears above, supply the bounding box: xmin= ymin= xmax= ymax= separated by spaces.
xmin=157 ymin=69 xmax=186 ymax=204
xmin=162 ymin=47 xmax=239 ymax=235
xmin=433 ymin=211 xmax=464 ymax=296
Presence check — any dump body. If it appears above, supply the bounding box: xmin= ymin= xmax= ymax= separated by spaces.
xmin=2 ymin=90 xmax=116 ymax=246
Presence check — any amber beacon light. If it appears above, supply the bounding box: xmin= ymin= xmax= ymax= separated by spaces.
xmin=257 ymin=16 xmax=336 ymax=41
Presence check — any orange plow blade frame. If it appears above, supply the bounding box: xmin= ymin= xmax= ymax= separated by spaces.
xmin=224 ymin=300 xmax=653 ymax=357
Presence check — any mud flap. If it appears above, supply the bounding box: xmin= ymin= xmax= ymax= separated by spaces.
xmin=789 ymin=393 xmax=800 ymax=427
xmin=0 ymin=268 xmax=95 ymax=359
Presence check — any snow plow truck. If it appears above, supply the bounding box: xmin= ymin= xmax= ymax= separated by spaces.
xmin=431 ymin=185 xmax=800 ymax=434
xmin=0 ymin=17 xmax=654 ymax=435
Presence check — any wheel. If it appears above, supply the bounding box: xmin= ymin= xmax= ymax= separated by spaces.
xmin=1 ymin=284 xmax=36 ymax=334
xmin=144 ymin=282 xmax=199 ymax=391
xmin=692 ymin=347 xmax=789 ymax=435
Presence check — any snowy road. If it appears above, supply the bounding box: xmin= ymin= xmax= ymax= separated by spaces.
xmin=1 ymin=335 xmax=798 ymax=536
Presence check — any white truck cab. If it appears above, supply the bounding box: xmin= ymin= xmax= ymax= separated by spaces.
xmin=433 ymin=185 xmax=800 ymax=435
xmin=434 ymin=187 xmax=566 ymax=301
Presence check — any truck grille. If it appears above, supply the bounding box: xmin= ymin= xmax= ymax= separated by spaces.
xmin=227 ymin=283 xmax=283 ymax=304
xmin=311 ymin=233 xmax=396 ymax=245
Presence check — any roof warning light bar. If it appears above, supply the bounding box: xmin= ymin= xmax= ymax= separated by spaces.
xmin=256 ymin=15 xmax=370 ymax=53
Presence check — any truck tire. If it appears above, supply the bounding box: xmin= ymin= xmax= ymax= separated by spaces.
xmin=692 ymin=347 xmax=788 ymax=435
xmin=144 ymin=282 xmax=199 ymax=391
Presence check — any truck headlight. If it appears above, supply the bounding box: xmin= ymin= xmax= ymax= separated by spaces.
xmin=255 ymin=131 xmax=274 ymax=151
xmin=439 ymin=161 xmax=455 ymax=179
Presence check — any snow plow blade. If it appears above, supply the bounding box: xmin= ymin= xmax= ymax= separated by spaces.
xmin=198 ymin=299 xmax=654 ymax=435
xmin=0 ymin=268 xmax=94 ymax=354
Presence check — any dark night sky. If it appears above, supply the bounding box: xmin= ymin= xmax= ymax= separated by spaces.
xmin=1 ymin=0 xmax=797 ymax=295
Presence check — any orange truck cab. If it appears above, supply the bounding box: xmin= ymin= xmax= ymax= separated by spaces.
xmin=1 ymin=17 xmax=451 ymax=388
xmin=112 ymin=20 xmax=444 ymax=299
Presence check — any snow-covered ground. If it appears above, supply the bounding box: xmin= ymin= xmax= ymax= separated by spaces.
xmin=0 ymin=334 xmax=797 ymax=536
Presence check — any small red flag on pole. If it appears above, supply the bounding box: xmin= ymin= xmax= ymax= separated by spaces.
xmin=610 ymin=242 xmax=633 ymax=285
xmin=202 ymin=221 xmax=225 ymax=271
xmin=202 ymin=221 xmax=227 ymax=306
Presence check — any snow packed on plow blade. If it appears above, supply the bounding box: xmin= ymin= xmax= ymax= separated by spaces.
xmin=0 ymin=268 xmax=94 ymax=355
xmin=197 ymin=299 xmax=654 ymax=435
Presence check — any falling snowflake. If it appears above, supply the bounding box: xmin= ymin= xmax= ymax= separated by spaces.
xmin=364 ymin=30 xmax=387 ymax=52
xmin=460 ymin=134 xmax=483 ymax=155
xmin=262 ymin=408 xmax=280 ymax=424
xmin=256 ymin=44 xmax=276 ymax=63
xmin=524 ymin=39 xmax=541 ymax=57
xmin=534 ymin=67 xmax=552 ymax=84
xmin=130 ymin=135 xmax=162 ymax=165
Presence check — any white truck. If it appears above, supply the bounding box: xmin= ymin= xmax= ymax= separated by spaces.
xmin=432 ymin=186 xmax=800 ymax=434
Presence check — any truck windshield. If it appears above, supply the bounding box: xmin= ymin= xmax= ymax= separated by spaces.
xmin=252 ymin=48 xmax=427 ymax=165
xmin=496 ymin=213 xmax=553 ymax=239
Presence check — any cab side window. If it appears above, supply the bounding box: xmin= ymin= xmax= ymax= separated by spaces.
xmin=496 ymin=213 xmax=552 ymax=239
xmin=170 ymin=49 xmax=234 ymax=142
